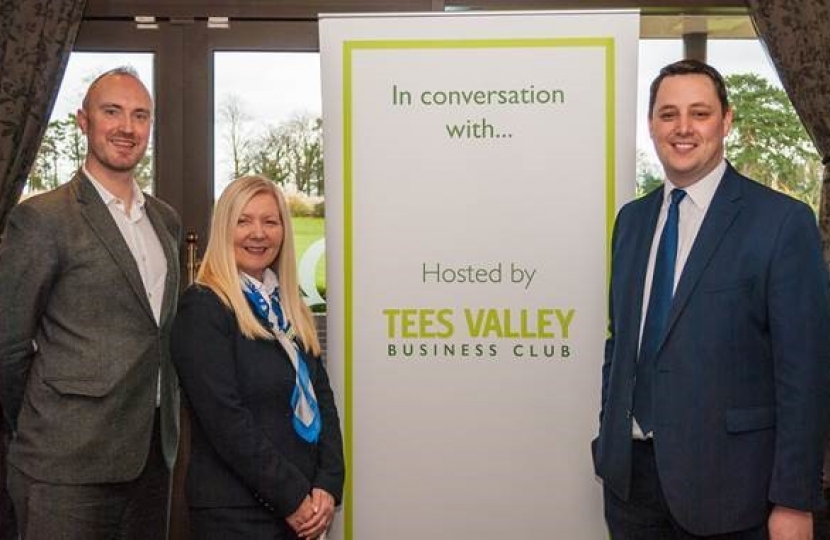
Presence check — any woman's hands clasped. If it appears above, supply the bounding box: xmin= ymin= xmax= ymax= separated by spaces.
xmin=286 ymin=488 xmax=336 ymax=539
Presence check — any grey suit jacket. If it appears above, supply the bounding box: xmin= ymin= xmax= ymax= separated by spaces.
xmin=0 ymin=172 xmax=182 ymax=484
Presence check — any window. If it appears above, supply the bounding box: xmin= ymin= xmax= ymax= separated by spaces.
xmin=635 ymin=15 xmax=820 ymax=210
xmin=214 ymin=51 xmax=326 ymax=307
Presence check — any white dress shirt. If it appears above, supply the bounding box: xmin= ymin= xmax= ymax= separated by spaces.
xmin=86 ymin=168 xmax=168 ymax=406
xmin=633 ymin=160 xmax=726 ymax=439
xmin=85 ymin=167 xmax=167 ymax=324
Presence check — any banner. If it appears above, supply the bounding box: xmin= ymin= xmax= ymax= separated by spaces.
xmin=320 ymin=11 xmax=638 ymax=539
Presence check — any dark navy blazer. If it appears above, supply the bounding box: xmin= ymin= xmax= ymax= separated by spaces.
xmin=171 ymin=285 xmax=344 ymax=518
xmin=593 ymin=164 xmax=830 ymax=535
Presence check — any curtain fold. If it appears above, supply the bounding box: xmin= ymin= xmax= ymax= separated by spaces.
xmin=747 ymin=1 xmax=830 ymax=527
xmin=746 ymin=0 xmax=830 ymax=258
xmin=0 ymin=2 xmax=85 ymax=538
xmin=0 ymin=0 xmax=86 ymax=236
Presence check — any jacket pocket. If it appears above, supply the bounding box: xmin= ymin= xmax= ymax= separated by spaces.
xmin=43 ymin=378 xmax=111 ymax=397
xmin=702 ymin=277 xmax=754 ymax=294
xmin=725 ymin=406 xmax=775 ymax=433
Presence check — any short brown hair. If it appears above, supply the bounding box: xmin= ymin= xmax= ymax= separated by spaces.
xmin=648 ymin=59 xmax=729 ymax=118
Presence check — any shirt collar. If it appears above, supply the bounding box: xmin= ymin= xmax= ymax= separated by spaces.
xmin=240 ymin=268 xmax=279 ymax=295
xmin=662 ymin=159 xmax=726 ymax=212
xmin=83 ymin=166 xmax=145 ymax=209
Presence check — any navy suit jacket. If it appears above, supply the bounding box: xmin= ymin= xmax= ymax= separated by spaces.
xmin=593 ymin=164 xmax=830 ymax=535
xmin=171 ymin=285 xmax=344 ymax=519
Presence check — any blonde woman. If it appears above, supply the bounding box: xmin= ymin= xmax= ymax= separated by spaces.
xmin=171 ymin=176 xmax=343 ymax=540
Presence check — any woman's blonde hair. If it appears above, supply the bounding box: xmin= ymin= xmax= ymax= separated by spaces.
xmin=196 ymin=175 xmax=320 ymax=356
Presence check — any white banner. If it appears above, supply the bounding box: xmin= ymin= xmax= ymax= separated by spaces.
xmin=321 ymin=11 xmax=638 ymax=539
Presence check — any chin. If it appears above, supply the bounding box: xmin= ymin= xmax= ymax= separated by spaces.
xmin=104 ymin=161 xmax=141 ymax=173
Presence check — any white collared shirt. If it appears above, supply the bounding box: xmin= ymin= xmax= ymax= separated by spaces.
xmin=84 ymin=167 xmax=167 ymax=325
xmin=633 ymin=160 xmax=726 ymax=439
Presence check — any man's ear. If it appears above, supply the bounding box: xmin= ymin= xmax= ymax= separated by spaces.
xmin=722 ymin=107 xmax=734 ymax=137
xmin=76 ymin=108 xmax=88 ymax=134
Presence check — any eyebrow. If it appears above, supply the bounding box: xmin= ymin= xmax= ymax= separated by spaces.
xmin=239 ymin=212 xmax=281 ymax=219
xmin=98 ymin=102 xmax=152 ymax=114
xmin=655 ymin=105 xmax=678 ymax=113
xmin=656 ymin=102 xmax=714 ymax=112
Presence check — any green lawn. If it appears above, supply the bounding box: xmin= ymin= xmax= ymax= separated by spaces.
xmin=292 ymin=217 xmax=326 ymax=298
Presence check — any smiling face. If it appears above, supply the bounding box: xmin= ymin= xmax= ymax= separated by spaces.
xmin=234 ymin=192 xmax=284 ymax=281
xmin=649 ymin=73 xmax=733 ymax=188
xmin=77 ymin=73 xmax=153 ymax=180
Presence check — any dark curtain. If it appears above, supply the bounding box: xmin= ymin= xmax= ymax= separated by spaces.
xmin=746 ymin=1 xmax=830 ymax=536
xmin=0 ymin=1 xmax=85 ymax=538
xmin=0 ymin=0 xmax=86 ymax=234
xmin=746 ymin=1 xmax=830 ymax=257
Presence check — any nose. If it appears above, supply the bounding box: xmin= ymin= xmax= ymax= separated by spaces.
xmin=250 ymin=221 xmax=266 ymax=238
xmin=675 ymin=113 xmax=692 ymax=135
xmin=118 ymin=113 xmax=134 ymax=134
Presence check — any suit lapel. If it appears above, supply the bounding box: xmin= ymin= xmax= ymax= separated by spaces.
xmin=612 ymin=187 xmax=663 ymax=362
xmin=662 ymin=166 xmax=744 ymax=344
xmin=73 ymin=173 xmax=156 ymax=322
xmin=620 ymin=189 xmax=663 ymax=357
xmin=145 ymin=200 xmax=179 ymax=328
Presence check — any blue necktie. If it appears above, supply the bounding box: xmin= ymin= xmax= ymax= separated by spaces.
xmin=634 ymin=188 xmax=686 ymax=434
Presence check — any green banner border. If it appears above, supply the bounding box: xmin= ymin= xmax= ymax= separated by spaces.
xmin=341 ymin=37 xmax=616 ymax=539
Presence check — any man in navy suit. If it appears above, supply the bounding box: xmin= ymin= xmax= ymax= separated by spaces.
xmin=593 ymin=59 xmax=830 ymax=539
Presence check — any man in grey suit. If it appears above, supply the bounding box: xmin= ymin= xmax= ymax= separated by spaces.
xmin=0 ymin=67 xmax=181 ymax=539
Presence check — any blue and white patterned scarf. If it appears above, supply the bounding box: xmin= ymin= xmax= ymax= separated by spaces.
xmin=241 ymin=269 xmax=321 ymax=443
